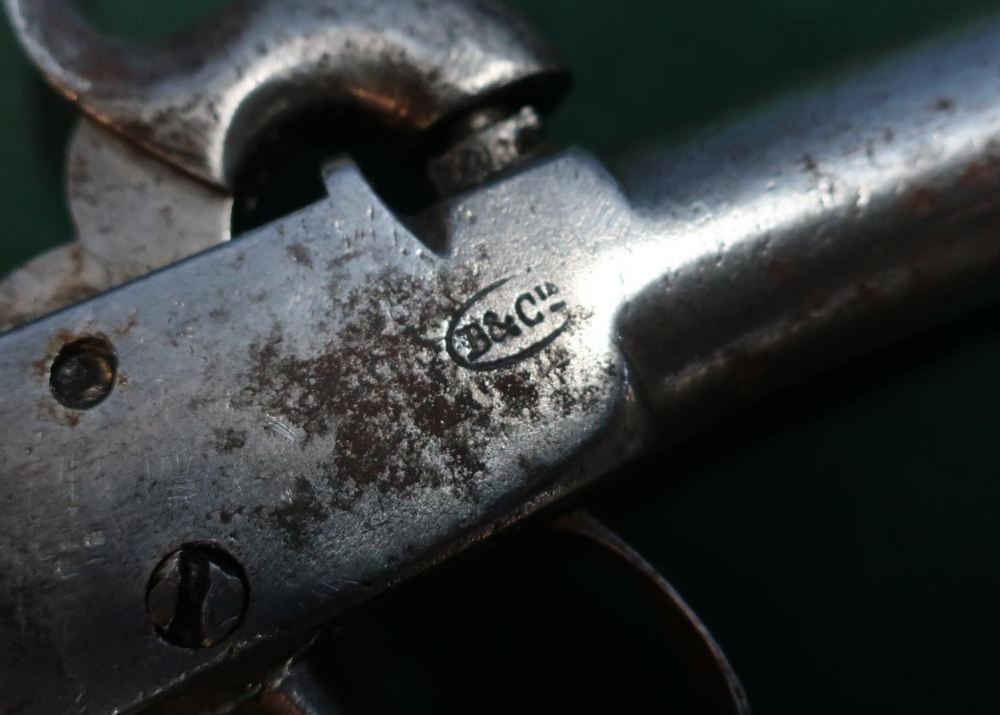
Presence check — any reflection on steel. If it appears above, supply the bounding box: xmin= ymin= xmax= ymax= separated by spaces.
xmin=3 ymin=0 xmax=567 ymax=187
xmin=4 ymin=2 xmax=1000 ymax=714
xmin=555 ymin=511 xmax=750 ymax=715
xmin=614 ymin=24 xmax=1000 ymax=431
xmin=257 ymin=662 xmax=348 ymax=715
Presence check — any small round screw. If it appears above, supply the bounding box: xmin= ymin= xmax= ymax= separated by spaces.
xmin=146 ymin=543 xmax=249 ymax=649
xmin=49 ymin=335 xmax=117 ymax=409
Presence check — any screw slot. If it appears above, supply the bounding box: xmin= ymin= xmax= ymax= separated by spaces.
xmin=146 ymin=543 xmax=249 ymax=649
xmin=49 ymin=336 xmax=118 ymax=410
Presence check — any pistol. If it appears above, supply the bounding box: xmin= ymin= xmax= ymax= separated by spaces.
xmin=1 ymin=1 xmax=999 ymax=712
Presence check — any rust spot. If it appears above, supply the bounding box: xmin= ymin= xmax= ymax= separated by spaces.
xmin=214 ymin=428 xmax=248 ymax=454
xmin=241 ymin=269 xmax=587 ymax=506
xmin=32 ymin=331 xmax=80 ymax=387
xmin=37 ymin=329 xmax=91 ymax=372
xmin=931 ymin=98 xmax=955 ymax=112
xmin=287 ymin=243 xmax=314 ymax=269
xmin=34 ymin=330 xmax=100 ymax=424
xmin=488 ymin=371 xmax=540 ymax=417
xmin=31 ymin=358 xmax=49 ymax=379
xmin=114 ymin=313 xmax=138 ymax=337
xmin=551 ymin=383 xmax=601 ymax=417
xmin=269 ymin=477 xmax=328 ymax=548
xmin=46 ymin=247 xmax=103 ymax=320
xmin=542 ymin=345 xmax=603 ymax=417
xmin=217 ymin=506 xmax=246 ymax=525
xmin=243 ymin=271 xmax=489 ymax=499
xmin=802 ymin=153 xmax=819 ymax=174
xmin=209 ymin=307 xmax=232 ymax=323
xmin=39 ymin=401 xmax=81 ymax=428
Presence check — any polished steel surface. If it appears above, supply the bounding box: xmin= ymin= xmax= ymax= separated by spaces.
xmin=615 ymin=22 xmax=1000 ymax=432
xmin=3 ymin=0 xmax=567 ymax=187
xmin=264 ymin=662 xmax=349 ymax=715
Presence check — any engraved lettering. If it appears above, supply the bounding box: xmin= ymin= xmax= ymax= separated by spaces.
xmin=455 ymin=321 xmax=492 ymax=362
xmin=446 ymin=274 xmax=571 ymax=370
xmin=483 ymin=311 xmax=522 ymax=342
xmin=515 ymin=293 xmax=544 ymax=327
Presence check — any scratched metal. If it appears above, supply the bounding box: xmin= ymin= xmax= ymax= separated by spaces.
xmin=7 ymin=13 xmax=1000 ymax=715
xmin=0 ymin=155 xmax=645 ymax=714
xmin=616 ymin=21 xmax=1000 ymax=434
xmin=4 ymin=0 xmax=567 ymax=188
xmin=0 ymin=0 xmax=564 ymax=333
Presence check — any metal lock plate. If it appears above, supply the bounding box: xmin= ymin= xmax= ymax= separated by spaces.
xmin=4 ymin=2 xmax=1000 ymax=713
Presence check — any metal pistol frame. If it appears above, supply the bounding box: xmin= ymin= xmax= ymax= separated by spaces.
xmin=2 ymin=1 xmax=1000 ymax=712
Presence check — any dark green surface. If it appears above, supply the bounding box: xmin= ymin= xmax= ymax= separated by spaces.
xmin=4 ymin=1 xmax=1000 ymax=712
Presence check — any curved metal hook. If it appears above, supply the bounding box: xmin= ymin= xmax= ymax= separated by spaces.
xmin=4 ymin=0 xmax=566 ymax=188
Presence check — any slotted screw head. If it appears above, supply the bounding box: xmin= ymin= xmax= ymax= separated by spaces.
xmin=146 ymin=543 xmax=249 ymax=649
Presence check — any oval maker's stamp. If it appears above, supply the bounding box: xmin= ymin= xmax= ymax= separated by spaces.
xmin=446 ymin=275 xmax=569 ymax=370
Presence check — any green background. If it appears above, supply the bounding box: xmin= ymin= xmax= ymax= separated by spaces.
xmin=5 ymin=1 xmax=1000 ymax=712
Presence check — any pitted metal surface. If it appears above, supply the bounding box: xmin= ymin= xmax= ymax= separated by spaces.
xmin=8 ymin=4 xmax=1000 ymax=715
xmin=4 ymin=0 xmax=567 ymax=187
xmin=0 ymin=155 xmax=645 ymax=714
